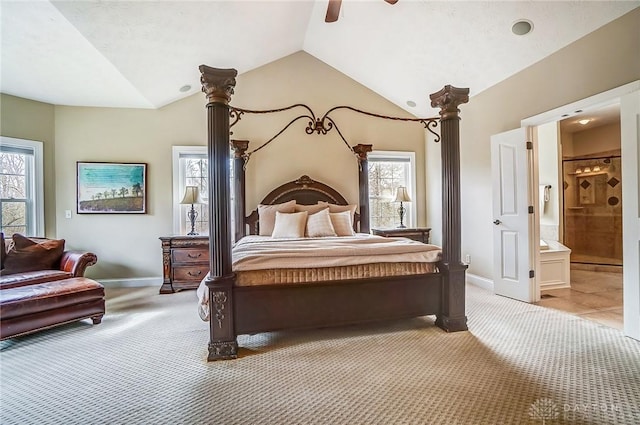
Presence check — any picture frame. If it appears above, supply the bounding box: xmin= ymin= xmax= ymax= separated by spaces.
xmin=77 ymin=162 xmax=147 ymax=214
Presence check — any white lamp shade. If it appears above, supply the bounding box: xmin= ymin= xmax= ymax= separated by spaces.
xmin=394 ymin=186 xmax=412 ymax=203
xmin=180 ymin=186 xmax=204 ymax=204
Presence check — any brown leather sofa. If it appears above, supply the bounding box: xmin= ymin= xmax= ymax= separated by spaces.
xmin=0 ymin=233 xmax=105 ymax=340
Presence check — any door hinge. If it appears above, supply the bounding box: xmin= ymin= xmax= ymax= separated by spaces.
xmin=526 ymin=141 xmax=533 ymax=150
xmin=528 ymin=205 xmax=534 ymax=214
xmin=529 ymin=270 xmax=535 ymax=279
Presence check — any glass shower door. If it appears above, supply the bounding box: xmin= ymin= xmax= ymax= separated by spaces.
xmin=562 ymin=156 xmax=622 ymax=266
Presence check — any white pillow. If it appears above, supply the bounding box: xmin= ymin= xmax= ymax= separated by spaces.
xmin=272 ymin=211 xmax=308 ymax=238
xmin=258 ymin=200 xmax=296 ymax=236
xmin=330 ymin=211 xmax=356 ymax=236
xmin=306 ymin=208 xmax=337 ymax=237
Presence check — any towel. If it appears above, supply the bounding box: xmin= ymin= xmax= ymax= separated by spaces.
xmin=539 ymin=185 xmax=550 ymax=213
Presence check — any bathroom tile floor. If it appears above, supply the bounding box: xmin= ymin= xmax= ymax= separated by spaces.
xmin=537 ymin=266 xmax=623 ymax=330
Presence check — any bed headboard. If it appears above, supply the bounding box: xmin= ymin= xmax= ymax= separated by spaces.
xmin=245 ymin=175 xmax=360 ymax=235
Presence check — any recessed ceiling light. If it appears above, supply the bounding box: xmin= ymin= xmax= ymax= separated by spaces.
xmin=578 ymin=119 xmax=590 ymax=125
xmin=179 ymin=85 xmax=192 ymax=93
xmin=512 ymin=19 xmax=533 ymax=36
xmin=406 ymin=100 xmax=416 ymax=107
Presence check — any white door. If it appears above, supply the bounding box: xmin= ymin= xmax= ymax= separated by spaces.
xmin=621 ymin=89 xmax=640 ymax=341
xmin=491 ymin=128 xmax=537 ymax=302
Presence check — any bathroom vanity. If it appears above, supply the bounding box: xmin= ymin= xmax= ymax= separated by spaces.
xmin=539 ymin=240 xmax=571 ymax=290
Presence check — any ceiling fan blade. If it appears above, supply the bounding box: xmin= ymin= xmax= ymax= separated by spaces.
xmin=384 ymin=0 xmax=399 ymax=4
xmin=325 ymin=0 xmax=342 ymax=23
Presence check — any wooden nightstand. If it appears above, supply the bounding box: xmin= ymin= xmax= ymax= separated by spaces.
xmin=371 ymin=227 xmax=431 ymax=244
xmin=159 ymin=236 xmax=209 ymax=293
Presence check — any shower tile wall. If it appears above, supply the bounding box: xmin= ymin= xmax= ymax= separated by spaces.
xmin=563 ymin=157 xmax=622 ymax=265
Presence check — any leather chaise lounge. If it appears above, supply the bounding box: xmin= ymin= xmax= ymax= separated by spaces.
xmin=0 ymin=233 xmax=105 ymax=340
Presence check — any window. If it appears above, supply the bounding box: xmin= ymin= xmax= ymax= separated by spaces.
xmin=368 ymin=151 xmax=416 ymax=229
xmin=172 ymin=146 xmax=234 ymax=236
xmin=0 ymin=137 xmax=44 ymax=237
xmin=173 ymin=146 xmax=209 ymax=235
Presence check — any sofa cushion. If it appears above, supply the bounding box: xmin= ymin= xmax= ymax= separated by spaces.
xmin=3 ymin=234 xmax=65 ymax=275
xmin=0 ymin=277 xmax=105 ymax=320
xmin=0 ymin=270 xmax=73 ymax=290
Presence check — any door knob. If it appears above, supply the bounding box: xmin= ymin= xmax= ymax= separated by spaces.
xmin=493 ymin=219 xmax=502 ymax=225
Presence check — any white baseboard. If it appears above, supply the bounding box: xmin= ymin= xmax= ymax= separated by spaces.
xmin=466 ymin=273 xmax=494 ymax=292
xmin=95 ymin=277 xmax=162 ymax=288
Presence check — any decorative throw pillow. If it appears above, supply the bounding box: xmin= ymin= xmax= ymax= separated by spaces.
xmin=3 ymin=234 xmax=66 ymax=275
xmin=258 ymin=200 xmax=296 ymax=236
xmin=271 ymin=211 xmax=308 ymax=238
xmin=306 ymin=208 xmax=337 ymax=238
xmin=294 ymin=204 xmax=327 ymax=214
xmin=317 ymin=201 xmax=357 ymax=224
xmin=330 ymin=211 xmax=356 ymax=237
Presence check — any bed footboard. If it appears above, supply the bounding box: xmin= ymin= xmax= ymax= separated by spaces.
xmin=233 ymin=274 xmax=443 ymax=335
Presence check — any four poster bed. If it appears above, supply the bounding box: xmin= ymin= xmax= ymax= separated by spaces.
xmin=198 ymin=65 xmax=469 ymax=361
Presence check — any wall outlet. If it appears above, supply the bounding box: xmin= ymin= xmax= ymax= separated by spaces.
xmin=65 ymin=210 xmax=72 ymax=219
xmin=464 ymin=254 xmax=471 ymax=264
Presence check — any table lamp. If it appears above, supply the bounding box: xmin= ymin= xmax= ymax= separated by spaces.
xmin=394 ymin=186 xmax=411 ymax=228
xmin=180 ymin=186 xmax=203 ymax=235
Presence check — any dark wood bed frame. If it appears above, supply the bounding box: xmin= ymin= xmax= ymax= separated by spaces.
xmin=199 ymin=65 xmax=469 ymax=361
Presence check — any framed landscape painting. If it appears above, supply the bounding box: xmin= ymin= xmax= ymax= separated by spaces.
xmin=77 ymin=162 xmax=147 ymax=214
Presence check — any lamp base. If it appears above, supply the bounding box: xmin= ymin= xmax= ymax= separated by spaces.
xmin=186 ymin=204 xmax=198 ymax=236
xmin=397 ymin=202 xmax=407 ymax=229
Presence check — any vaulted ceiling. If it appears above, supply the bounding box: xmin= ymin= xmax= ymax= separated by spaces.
xmin=1 ymin=1 xmax=637 ymax=117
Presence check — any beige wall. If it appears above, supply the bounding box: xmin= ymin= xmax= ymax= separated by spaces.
xmin=231 ymin=53 xmax=427 ymax=212
xmin=458 ymin=8 xmax=639 ymax=279
xmin=536 ymin=121 xmax=560 ymax=240
xmin=566 ymin=122 xmax=621 ymax=157
xmin=14 ymin=52 xmax=426 ymax=281
xmin=0 ymin=94 xmax=57 ymax=237
xmin=54 ymin=97 xmax=207 ymax=280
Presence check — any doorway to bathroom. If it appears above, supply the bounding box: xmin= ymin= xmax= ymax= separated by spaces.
xmin=520 ymin=81 xmax=639 ymax=340
xmin=535 ymin=105 xmax=624 ymax=330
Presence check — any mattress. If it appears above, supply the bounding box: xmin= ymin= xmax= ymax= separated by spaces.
xmin=235 ymin=261 xmax=438 ymax=286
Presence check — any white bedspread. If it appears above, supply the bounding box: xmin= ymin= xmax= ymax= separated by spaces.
xmin=233 ymin=234 xmax=441 ymax=270
xmin=196 ymin=233 xmax=442 ymax=321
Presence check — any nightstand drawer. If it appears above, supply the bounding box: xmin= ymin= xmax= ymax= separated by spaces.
xmin=173 ymin=266 xmax=209 ymax=282
xmin=160 ymin=235 xmax=209 ymax=293
xmin=173 ymin=249 xmax=208 ymax=264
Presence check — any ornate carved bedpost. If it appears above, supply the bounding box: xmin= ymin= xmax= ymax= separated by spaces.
xmin=353 ymin=143 xmax=372 ymax=233
xmin=200 ymin=65 xmax=238 ymax=360
xmin=231 ymin=140 xmax=249 ymax=242
xmin=430 ymin=85 xmax=469 ymax=332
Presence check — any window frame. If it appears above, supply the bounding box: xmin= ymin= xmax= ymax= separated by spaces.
xmin=0 ymin=136 xmax=44 ymax=237
xmin=172 ymin=146 xmax=235 ymax=236
xmin=172 ymin=146 xmax=208 ymax=235
xmin=368 ymin=150 xmax=417 ymax=229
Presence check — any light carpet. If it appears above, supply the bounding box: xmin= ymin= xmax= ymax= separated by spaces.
xmin=1 ymin=284 xmax=638 ymax=425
